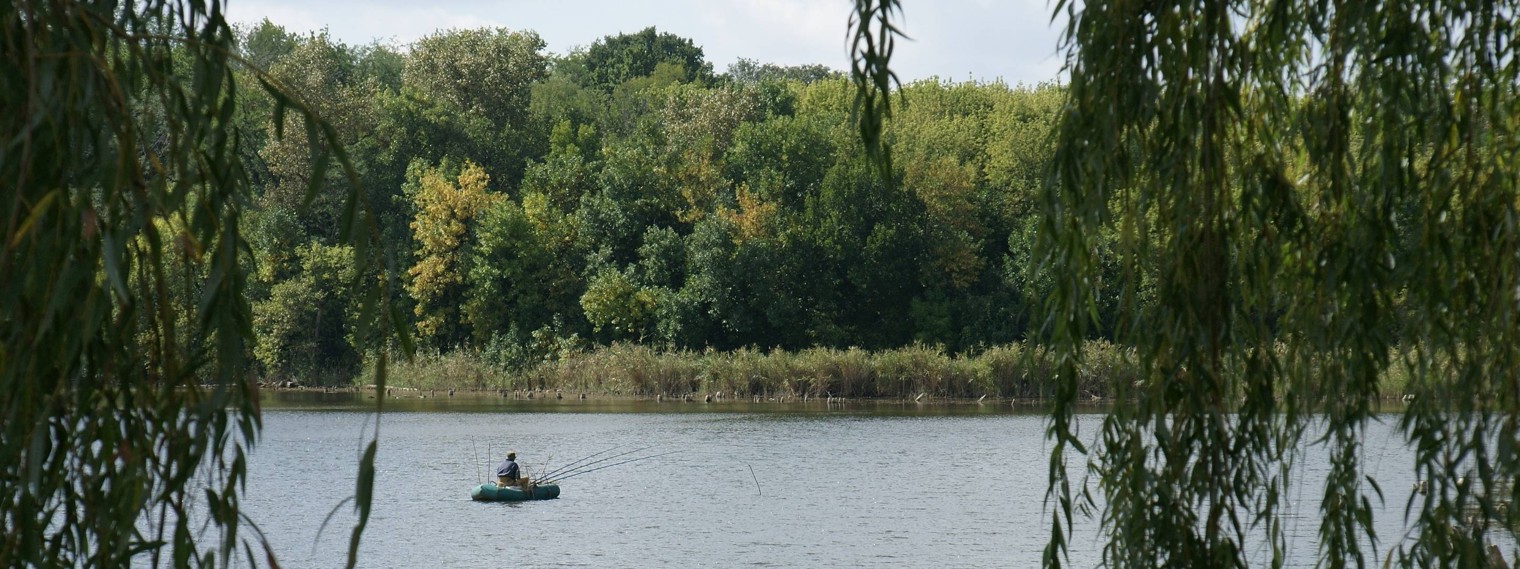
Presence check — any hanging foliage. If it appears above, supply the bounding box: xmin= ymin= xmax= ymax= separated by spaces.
xmin=850 ymin=1 xmax=1520 ymax=567
xmin=1 ymin=1 xmax=400 ymax=566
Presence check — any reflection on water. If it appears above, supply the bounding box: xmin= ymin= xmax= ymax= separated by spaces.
xmin=235 ymin=393 xmax=1446 ymax=568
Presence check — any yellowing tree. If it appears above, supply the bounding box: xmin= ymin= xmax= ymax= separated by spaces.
xmin=407 ymin=160 xmax=500 ymax=346
xmin=718 ymin=185 xmax=781 ymax=242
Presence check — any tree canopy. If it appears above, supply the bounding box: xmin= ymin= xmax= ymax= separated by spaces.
xmin=580 ymin=26 xmax=714 ymax=91
xmin=187 ymin=16 xmax=1073 ymax=368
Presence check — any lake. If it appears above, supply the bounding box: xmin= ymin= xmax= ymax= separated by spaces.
xmin=233 ymin=394 xmax=1444 ymax=567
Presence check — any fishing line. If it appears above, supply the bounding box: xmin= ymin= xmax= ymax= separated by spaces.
xmin=538 ymin=444 xmax=630 ymax=480
xmin=546 ymin=448 xmax=657 ymax=481
xmin=553 ymin=450 xmax=684 ymax=480
xmin=546 ymin=445 xmax=654 ymax=478
xmin=543 ymin=445 xmax=657 ymax=481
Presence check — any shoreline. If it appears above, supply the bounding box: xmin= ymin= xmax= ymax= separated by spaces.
xmin=261 ymin=384 xmax=1058 ymax=406
xmin=257 ymin=384 xmax=1416 ymax=409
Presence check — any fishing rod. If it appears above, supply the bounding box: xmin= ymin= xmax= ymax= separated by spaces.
xmin=541 ymin=445 xmax=656 ymax=481
xmin=747 ymin=463 xmax=762 ymax=496
xmin=521 ymin=451 xmax=552 ymax=485
xmin=537 ymin=444 xmax=631 ymax=481
xmin=542 ymin=446 xmax=656 ymax=481
xmin=552 ymin=450 xmax=682 ymax=481
xmin=551 ymin=450 xmax=684 ymax=482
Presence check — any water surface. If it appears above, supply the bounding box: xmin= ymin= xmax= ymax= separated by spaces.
xmin=234 ymin=396 xmax=1456 ymax=567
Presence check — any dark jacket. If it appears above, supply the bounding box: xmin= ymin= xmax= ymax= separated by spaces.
xmin=496 ymin=458 xmax=519 ymax=481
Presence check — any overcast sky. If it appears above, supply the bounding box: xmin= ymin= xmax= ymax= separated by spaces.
xmin=226 ymin=0 xmax=1069 ymax=85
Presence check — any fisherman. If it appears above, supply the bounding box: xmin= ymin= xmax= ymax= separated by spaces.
xmin=495 ymin=452 xmax=521 ymax=487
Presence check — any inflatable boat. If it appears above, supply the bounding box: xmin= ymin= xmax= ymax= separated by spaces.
xmin=470 ymin=483 xmax=560 ymax=501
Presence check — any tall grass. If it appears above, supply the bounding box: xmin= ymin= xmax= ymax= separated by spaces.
xmin=363 ymin=341 xmax=1154 ymax=400
xmin=355 ymin=348 xmax=507 ymax=392
xmin=356 ymin=340 xmax=1418 ymax=402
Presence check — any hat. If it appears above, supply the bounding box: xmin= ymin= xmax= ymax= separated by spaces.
xmin=507 ymin=451 xmax=516 ymax=459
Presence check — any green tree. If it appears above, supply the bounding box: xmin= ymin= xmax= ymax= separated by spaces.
xmin=404 ymin=28 xmax=548 ymax=132
xmin=257 ymin=31 xmax=379 ymax=243
xmin=355 ymin=41 xmax=405 ymax=92
xmin=806 ymin=156 xmax=927 ymax=348
xmin=252 ymin=243 xmax=362 ymax=382
xmin=724 ymin=113 xmax=836 ymax=211
xmin=725 ymin=58 xmax=841 ymax=85
xmin=231 ymin=20 xmax=299 ymax=189
xmin=239 ymin=18 xmax=298 ymax=71
xmin=581 ymin=27 xmax=714 ymax=92
xmin=663 ymin=84 xmax=763 ymax=164
xmin=521 ymin=120 xmax=601 ymax=213
xmin=680 ymin=200 xmax=836 ymax=349
xmin=585 ymin=138 xmax=685 ymax=261
xmin=531 ymin=51 xmax=609 ymax=132
xmin=980 ymin=83 xmax=1064 ymax=221
xmin=892 ymin=81 xmax=993 ymax=299
xmin=376 ymin=28 xmax=550 ymax=199
xmin=676 ymin=217 xmax=751 ymax=347
xmin=2 ymin=2 xmax=393 ymax=567
xmin=889 ymin=81 xmax=1071 ymax=348
xmin=465 ymin=197 xmax=581 ymax=345
xmin=581 ymin=268 xmax=657 ymax=341
xmin=660 ymin=83 xmax=762 ymax=222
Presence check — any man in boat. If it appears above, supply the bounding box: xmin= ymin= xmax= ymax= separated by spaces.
xmin=495 ymin=452 xmax=522 ymax=487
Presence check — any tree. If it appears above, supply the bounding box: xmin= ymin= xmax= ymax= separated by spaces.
xmin=253 ymin=243 xmax=362 ymax=382
xmin=682 ymin=199 xmax=836 ymax=349
xmin=404 ymin=28 xmax=548 ymax=132
xmin=2 ymin=2 xmax=394 ymax=567
xmin=723 ymin=113 xmax=836 ymax=211
xmin=725 ymin=58 xmax=841 ymax=85
xmin=257 ymin=32 xmax=379 ymax=244
xmin=239 ymin=18 xmax=298 ymax=71
xmin=660 ymin=83 xmax=763 ymax=222
xmin=585 ymin=137 xmax=686 ymax=261
xmin=581 ymin=27 xmax=714 ymax=92
xmin=406 ymin=159 xmax=500 ymax=347
xmin=853 ymin=1 xmax=1520 ymax=568
xmin=581 ymin=268 xmax=658 ymax=341
xmin=521 ymin=120 xmax=601 ymax=213
xmin=465 ymin=197 xmax=581 ymax=346
xmin=378 ymin=28 xmax=550 ymax=199
xmin=355 ymin=41 xmax=405 ymax=92
xmin=807 ymin=155 xmax=928 ymax=348
xmin=531 ymin=51 xmax=608 ymax=132
xmin=232 ymin=19 xmax=299 ymax=189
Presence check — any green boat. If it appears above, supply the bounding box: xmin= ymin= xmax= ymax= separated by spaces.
xmin=470 ymin=483 xmax=560 ymax=502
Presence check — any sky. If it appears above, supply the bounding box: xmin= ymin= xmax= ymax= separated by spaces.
xmin=225 ymin=0 xmax=1070 ymax=86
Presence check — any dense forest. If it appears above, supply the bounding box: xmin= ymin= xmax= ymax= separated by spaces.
xmin=232 ymin=21 xmax=1089 ymax=385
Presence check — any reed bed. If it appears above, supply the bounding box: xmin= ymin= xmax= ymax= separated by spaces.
xmin=356 ymin=348 xmax=507 ymax=391
xmin=362 ymin=341 xmax=1145 ymax=400
xmin=353 ymin=340 xmax=1426 ymax=404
